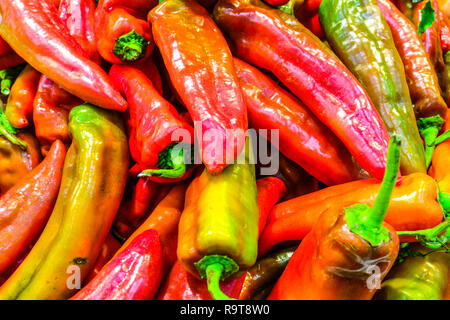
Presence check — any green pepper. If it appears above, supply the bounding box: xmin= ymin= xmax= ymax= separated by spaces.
xmin=177 ymin=137 xmax=259 ymax=300
xmin=319 ymin=0 xmax=427 ymax=175
xmin=374 ymin=243 xmax=450 ymax=300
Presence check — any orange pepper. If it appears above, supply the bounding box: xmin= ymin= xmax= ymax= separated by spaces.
xmin=5 ymin=65 xmax=41 ymax=129
xmin=259 ymin=173 xmax=443 ymax=256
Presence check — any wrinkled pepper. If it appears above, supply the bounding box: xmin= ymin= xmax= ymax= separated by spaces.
xmin=0 ymin=0 xmax=127 ymax=111
xmin=239 ymin=246 xmax=296 ymax=300
xmin=259 ymin=172 xmax=443 ymax=256
xmin=157 ymin=260 xmax=246 ymax=300
xmin=109 ymin=64 xmax=195 ymax=182
xmin=319 ymin=0 xmax=427 ymax=174
xmin=374 ymin=243 xmax=450 ymax=299
xmin=267 ymin=136 xmax=402 ymax=300
xmin=377 ymin=0 xmax=447 ymax=167
xmin=177 ymin=138 xmax=259 ymax=300
xmin=0 ymin=140 xmax=65 ymax=276
xmin=0 ymin=104 xmax=129 ymax=300
xmin=150 ymin=0 xmax=248 ymax=175
xmin=71 ymin=229 xmax=163 ymax=300
xmin=134 ymin=57 xmax=164 ymax=96
xmin=115 ymin=182 xmax=188 ymax=273
xmin=233 ymin=57 xmax=365 ymax=186
xmin=95 ymin=0 xmax=156 ymax=63
xmin=5 ymin=65 xmax=41 ymax=129
xmin=213 ymin=0 xmax=392 ymax=181
xmin=0 ymin=132 xmax=41 ymax=196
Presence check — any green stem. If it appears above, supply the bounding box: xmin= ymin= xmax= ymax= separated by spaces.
xmin=345 ymin=135 xmax=401 ymax=246
xmin=205 ymin=264 xmax=236 ymax=301
xmin=0 ymin=108 xmax=27 ymax=150
xmin=278 ymin=0 xmax=295 ymax=15
xmin=417 ymin=115 xmax=445 ymax=168
xmin=432 ymin=130 xmax=450 ymax=146
xmin=438 ymin=190 xmax=450 ymax=220
xmin=113 ymin=30 xmax=149 ymax=63
xmin=137 ymin=144 xmax=188 ymax=179
xmin=398 ymin=220 xmax=450 ymax=249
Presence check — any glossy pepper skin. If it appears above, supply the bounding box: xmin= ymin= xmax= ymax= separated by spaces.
xmin=259 ymin=172 xmax=444 ymax=256
xmin=33 ymin=0 xmax=99 ymax=155
xmin=71 ymin=230 xmax=163 ymax=300
xmin=439 ymin=7 xmax=450 ymax=53
xmin=150 ymin=0 xmax=248 ymax=175
xmin=213 ymin=0 xmax=391 ymax=182
xmin=116 ymin=183 xmax=188 ymax=273
xmin=445 ymin=52 xmax=450 ymax=104
xmin=413 ymin=0 xmax=446 ymax=90
xmin=177 ymin=138 xmax=259 ymax=300
xmin=5 ymin=65 xmax=41 ymax=129
xmin=157 ymin=260 xmax=246 ymax=300
xmin=239 ymin=246 xmax=296 ymax=300
xmin=0 ymin=0 xmax=127 ymax=111
xmin=112 ymin=177 xmax=161 ymax=239
xmin=109 ymin=64 xmax=195 ymax=182
xmin=0 ymin=132 xmax=41 ymax=196
xmin=0 ymin=104 xmax=129 ymax=300
xmin=268 ymin=137 xmax=402 ymax=300
xmin=256 ymin=177 xmax=287 ymax=235
xmin=374 ymin=244 xmax=450 ymax=299
xmin=319 ymin=0 xmax=426 ymax=175
xmin=378 ymin=0 xmax=447 ymax=121
xmin=95 ymin=0 xmax=156 ymax=64
xmin=233 ymin=57 xmax=364 ymax=186
xmin=0 ymin=140 xmax=65 ymax=276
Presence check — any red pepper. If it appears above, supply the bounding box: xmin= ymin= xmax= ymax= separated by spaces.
xmin=33 ymin=76 xmax=81 ymax=155
xmin=84 ymin=232 xmax=122 ymax=283
xmin=233 ymin=57 xmax=365 ymax=186
xmin=0 ymin=0 xmax=127 ymax=111
xmin=33 ymin=0 xmax=106 ymax=155
xmin=112 ymin=177 xmax=162 ymax=239
xmin=95 ymin=0 xmax=156 ymax=64
xmin=256 ymin=177 xmax=287 ymax=235
xmin=439 ymin=7 xmax=450 ymax=53
xmin=71 ymin=229 xmax=163 ymax=300
xmin=109 ymin=64 xmax=195 ymax=182
xmin=0 ymin=51 xmax=24 ymax=71
xmin=133 ymin=58 xmax=164 ymax=96
xmin=149 ymin=0 xmax=249 ymax=175
xmin=213 ymin=0 xmax=392 ymax=181
xmin=59 ymin=0 xmax=101 ymax=64
xmin=157 ymin=260 xmax=245 ymax=300
xmin=0 ymin=140 xmax=66 ymax=275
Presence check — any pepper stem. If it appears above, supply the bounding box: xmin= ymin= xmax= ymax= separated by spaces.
xmin=138 ymin=143 xmax=190 ymax=179
xmin=438 ymin=190 xmax=450 ymax=220
xmin=398 ymin=220 xmax=450 ymax=249
xmin=113 ymin=30 xmax=149 ymax=63
xmin=431 ymin=130 xmax=450 ymax=146
xmin=417 ymin=115 xmax=445 ymax=168
xmin=194 ymin=254 xmax=240 ymax=301
xmin=278 ymin=0 xmax=296 ymax=15
xmin=205 ymin=264 xmax=236 ymax=301
xmin=345 ymin=135 xmax=401 ymax=247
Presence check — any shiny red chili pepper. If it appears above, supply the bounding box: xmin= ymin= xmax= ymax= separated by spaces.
xmin=71 ymin=229 xmax=163 ymax=300
xmin=256 ymin=177 xmax=287 ymax=235
xmin=149 ymin=0 xmax=249 ymax=175
xmin=0 ymin=0 xmax=127 ymax=111
xmin=109 ymin=64 xmax=195 ymax=183
xmin=233 ymin=57 xmax=365 ymax=186
xmin=439 ymin=7 xmax=450 ymax=53
xmin=213 ymin=0 xmax=392 ymax=181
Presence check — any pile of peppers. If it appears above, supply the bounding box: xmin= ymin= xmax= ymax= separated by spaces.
xmin=0 ymin=0 xmax=448 ymax=301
